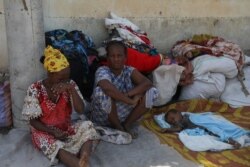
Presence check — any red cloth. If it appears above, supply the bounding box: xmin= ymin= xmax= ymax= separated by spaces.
xmin=30 ymin=81 xmax=75 ymax=149
xmin=124 ymin=26 xmax=151 ymax=45
xmin=126 ymin=48 xmax=161 ymax=73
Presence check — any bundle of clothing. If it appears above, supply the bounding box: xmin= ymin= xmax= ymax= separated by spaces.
xmin=0 ymin=73 xmax=12 ymax=128
xmin=171 ymin=34 xmax=250 ymax=107
xmin=45 ymin=29 xmax=99 ymax=100
xmin=102 ymin=12 xmax=162 ymax=74
xmin=171 ymin=34 xmax=245 ymax=74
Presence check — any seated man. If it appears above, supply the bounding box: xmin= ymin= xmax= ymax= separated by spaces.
xmin=90 ymin=40 xmax=158 ymax=138
xmin=161 ymin=109 xmax=250 ymax=148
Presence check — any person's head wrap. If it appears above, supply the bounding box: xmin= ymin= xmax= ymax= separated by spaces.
xmin=43 ymin=45 xmax=69 ymax=72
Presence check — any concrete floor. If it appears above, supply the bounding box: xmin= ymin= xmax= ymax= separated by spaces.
xmin=0 ymin=127 xmax=201 ymax=167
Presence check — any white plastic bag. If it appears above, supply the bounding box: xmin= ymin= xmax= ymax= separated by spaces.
xmin=153 ymin=64 xmax=184 ymax=106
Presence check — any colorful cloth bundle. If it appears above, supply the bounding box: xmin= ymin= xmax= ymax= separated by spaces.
xmin=104 ymin=12 xmax=161 ymax=73
xmin=0 ymin=74 xmax=12 ymax=127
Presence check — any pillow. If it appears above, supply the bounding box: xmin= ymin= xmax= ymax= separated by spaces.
xmin=153 ymin=113 xmax=171 ymax=129
xmin=154 ymin=112 xmax=190 ymax=129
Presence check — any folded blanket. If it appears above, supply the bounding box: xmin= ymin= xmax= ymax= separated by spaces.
xmin=179 ymin=129 xmax=250 ymax=152
xmin=153 ymin=111 xmax=250 ymax=151
xmin=188 ymin=112 xmax=249 ymax=141
xmin=179 ymin=112 xmax=250 ymax=151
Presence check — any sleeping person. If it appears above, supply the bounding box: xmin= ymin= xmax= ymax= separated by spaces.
xmin=160 ymin=109 xmax=250 ymax=149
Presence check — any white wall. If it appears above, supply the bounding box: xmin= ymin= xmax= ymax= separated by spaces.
xmin=43 ymin=0 xmax=250 ymax=18
xmin=1 ymin=0 xmax=250 ymax=71
xmin=43 ymin=0 xmax=250 ymax=53
xmin=0 ymin=0 xmax=8 ymax=71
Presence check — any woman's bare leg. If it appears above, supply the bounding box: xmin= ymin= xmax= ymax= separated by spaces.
xmin=79 ymin=140 xmax=93 ymax=167
xmin=57 ymin=149 xmax=80 ymax=167
xmin=123 ymin=95 xmax=147 ymax=138
xmin=108 ymin=99 xmax=124 ymax=131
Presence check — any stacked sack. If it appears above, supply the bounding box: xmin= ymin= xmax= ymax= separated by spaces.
xmin=0 ymin=73 xmax=12 ymax=128
xmin=171 ymin=34 xmax=246 ymax=102
xmin=220 ymin=56 xmax=250 ymax=108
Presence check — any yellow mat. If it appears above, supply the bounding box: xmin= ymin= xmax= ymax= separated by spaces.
xmin=141 ymin=99 xmax=250 ymax=167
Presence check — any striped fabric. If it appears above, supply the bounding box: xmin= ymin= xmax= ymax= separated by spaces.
xmin=142 ymin=99 xmax=250 ymax=167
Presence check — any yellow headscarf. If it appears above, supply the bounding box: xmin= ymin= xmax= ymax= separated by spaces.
xmin=44 ymin=45 xmax=69 ymax=72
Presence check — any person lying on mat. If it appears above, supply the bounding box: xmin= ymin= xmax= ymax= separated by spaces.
xmin=90 ymin=40 xmax=158 ymax=138
xmin=161 ymin=109 xmax=250 ymax=148
xmin=22 ymin=46 xmax=99 ymax=167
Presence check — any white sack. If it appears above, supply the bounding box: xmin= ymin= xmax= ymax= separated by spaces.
xmin=179 ymin=73 xmax=226 ymax=100
xmin=192 ymin=54 xmax=238 ymax=79
xmin=245 ymin=55 xmax=250 ymax=65
xmin=220 ymin=66 xmax=250 ymax=108
xmin=153 ymin=64 xmax=184 ymax=106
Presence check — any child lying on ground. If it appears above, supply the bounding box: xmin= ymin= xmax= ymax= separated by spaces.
xmin=160 ymin=109 xmax=250 ymax=149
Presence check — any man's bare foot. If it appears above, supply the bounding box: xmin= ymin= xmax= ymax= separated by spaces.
xmin=79 ymin=152 xmax=89 ymax=167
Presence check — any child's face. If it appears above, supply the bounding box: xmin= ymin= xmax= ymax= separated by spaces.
xmin=166 ymin=112 xmax=182 ymax=126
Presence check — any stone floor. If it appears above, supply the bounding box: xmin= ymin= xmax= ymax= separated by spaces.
xmin=0 ymin=126 xmax=201 ymax=167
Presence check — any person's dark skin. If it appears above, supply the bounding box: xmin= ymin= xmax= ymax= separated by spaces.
xmin=159 ymin=110 xmax=183 ymax=133
xmin=160 ymin=110 xmax=241 ymax=149
xmin=30 ymin=67 xmax=93 ymax=167
xmin=98 ymin=43 xmax=153 ymax=138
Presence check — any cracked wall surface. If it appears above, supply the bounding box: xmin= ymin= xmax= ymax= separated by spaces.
xmin=44 ymin=0 xmax=250 ymax=53
xmin=1 ymin=0 xmax=250 ymax=71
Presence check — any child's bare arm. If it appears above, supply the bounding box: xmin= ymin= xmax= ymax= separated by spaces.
xmin=160 ymin=126 xmax=182 ymax=133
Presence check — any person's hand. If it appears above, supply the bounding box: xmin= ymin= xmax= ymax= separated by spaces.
xmin=52 ymin=82 xmax=74 ymax=95
xmin=131 ymin=95 xmax=143 ymax=107
xmin=51 ymin=128 xmax=68 ymax=141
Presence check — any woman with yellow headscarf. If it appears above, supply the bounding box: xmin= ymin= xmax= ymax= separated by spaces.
xmin=22 ymin=46 xmax=99 ymax=167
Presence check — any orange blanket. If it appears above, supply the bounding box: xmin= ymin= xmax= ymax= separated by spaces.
xmin=142 ymin=99 xmax=250 ymax=167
